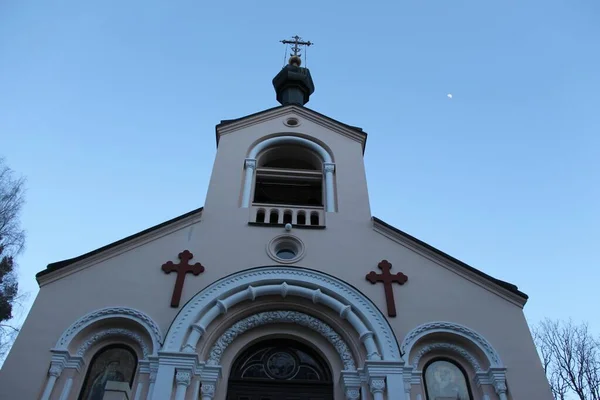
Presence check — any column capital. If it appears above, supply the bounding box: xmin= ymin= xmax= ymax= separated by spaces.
xmin=48 ymin=363 xmax=64 ymax=378
xmin=369 ymin=377 xmax=386 ymax=394
xmin=175 ymin=369 xmax=192 ymax=387
xmin=344 ymin=387 xmax=361 ymax=400
xmin=244 ymin=158 xmax=257 ymax=169
xmin=200 ymin=382 xmax=216 ymax=398
xmin=323 ymin=162 xmax=335 ymax=173
xmin=149 ymin=363 xmax=159 ymax=383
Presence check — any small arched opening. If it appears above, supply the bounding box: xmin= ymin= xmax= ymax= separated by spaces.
xmin=226 ymin=338 xmax=333 ymax=400
xmin=253 ymin=145 xmax=324 ymax=208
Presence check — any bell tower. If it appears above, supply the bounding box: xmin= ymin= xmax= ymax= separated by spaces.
xmin=202 ymin=36 xmax=371 ymax=231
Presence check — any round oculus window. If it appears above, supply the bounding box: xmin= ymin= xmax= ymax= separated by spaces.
xmin=284 ymin=117 xmax=301 ymax=127
xmin=275 ymin=249 xmax=296 ymax=260
xmin=267 ymin=235 xmax=305 ymax=264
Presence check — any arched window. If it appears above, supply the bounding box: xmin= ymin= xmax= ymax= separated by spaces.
xmin=253 ymin=145 xmax=324 ymax=207
xmin=227 ymin=339 xmax=333 ymax=400
xmin=78 ymin=345 xmax=138 ymax=400
xmin=423 ymin=358 xmax=473 ymax=400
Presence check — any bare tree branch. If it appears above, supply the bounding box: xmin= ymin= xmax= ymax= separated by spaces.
xmin=534 ymin=319 xmax=600 ymax=400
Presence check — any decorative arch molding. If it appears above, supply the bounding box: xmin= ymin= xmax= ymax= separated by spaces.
xmin=241 ymin=135 xmax=336 ymax=212
xmin=248 ymin=135 xmax=333 ymax=163
xmin=411 ymin=342 xmax=482 ymax=372
xmin=206 ymin=310 xmax=356 ymax=370
xmin=401 ymin=321 xmax=503 ymax=368
xmin=163 ymin=266 xmax=401 ymax=361
xmin=54 ymin=307 xmax=162 ymax=356
xmin=76 ymin=328 xmax=150 ymax=359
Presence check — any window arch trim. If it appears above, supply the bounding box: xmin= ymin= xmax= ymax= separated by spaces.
xmin=242 ymin=135 xmax=336 ymax=212
xmin=248 ymin=135 xmax=333 ymax=163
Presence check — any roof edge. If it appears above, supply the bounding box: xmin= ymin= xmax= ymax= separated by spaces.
xmin=36 ymin=207 xmax=204 ymax=279
xmin=372 ymin=216 xmax=528 ymax=302
xmin=214 ymin=105 xmax=368 ymax=154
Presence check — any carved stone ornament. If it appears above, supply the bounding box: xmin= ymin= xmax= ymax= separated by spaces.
xmin=345 ymin=388 xmax=361 ymax=400
xmin=76 ymin=328 xmax=150 ymax=358
xmin=323 ymin=163 xmax=335 ymax=174
xmin=175 ymin=370 xmax=192 ymax=387
xmin=401 ymin=321 xmax=502 ymax=367
xmin=48 ymin=363 xmax=64 ymax=377
xmin=201 ymin=383 xmax=216 ymax=396
xmin=56 ymin=307 xmax=162 ymax=351
xmin=411 ymin=342 xmax=482 ymax=372
xmin=495 ymin=381 xmax=508 ymax=394
xmin=369 ymin=378 xmax=386 ymax=393
xmin=244 ymin=159 xmax=257 ymax=170
xmin=164 ymin=267 xmax=399 ymax=360
xmin=148 ymin=363 xmax=159 ymax=383
xmin=207 ymin=310 xmax=356 ymax=370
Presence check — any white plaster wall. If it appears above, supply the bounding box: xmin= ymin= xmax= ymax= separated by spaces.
xmin=0 ymin=108 xmax=552 ymax=399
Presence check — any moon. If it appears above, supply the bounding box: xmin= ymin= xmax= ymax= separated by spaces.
xmin=447 ymin=94 xmax=453 ymax=99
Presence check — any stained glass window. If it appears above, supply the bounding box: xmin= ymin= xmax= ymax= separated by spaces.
xmin=230 ymin=339 xmax=331 ymax=382
xmin=78 ymin=345 xmax=137 ymax=400
xmin=227 ymin=339 xmax=334 ymax=400
xmin=424 ymin=359 xmax=472 ymax=400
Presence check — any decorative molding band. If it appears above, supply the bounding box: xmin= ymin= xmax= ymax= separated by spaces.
xmin=54 ymin=307 xmax=162 ymax=356
xmin=76 ymin=328 xmax=151 ymax=359
xmin=180 ymin=283 xmax=379 ymax=360
xmin=411 ymin=342 xmax=482 ymax=372
xmin=401 ymin=321 xmax=502 ymax=368
xmin=216 ymin=106 xmax=366 ymax=149
xmin=164 ymin=267 xmax=400 ymax=360
xmin=206 ymin=310 xmax=356 ymax=370
xmin=248 ymin=135 xmax=333 ymax=164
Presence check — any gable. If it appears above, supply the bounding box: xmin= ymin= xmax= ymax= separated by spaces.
xmin=372 ymin=217 xmax=528 ymax=304
xmin=215 ymin=105 xmax=368 ymax=153
xmin=35 ymin=207 xmax=203 ymax=281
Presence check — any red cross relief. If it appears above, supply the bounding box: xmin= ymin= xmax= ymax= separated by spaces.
xmin=161 ymin=250 xmax=205 ymax=308
xmin=366 ymin=260 xmax=408 ymax=317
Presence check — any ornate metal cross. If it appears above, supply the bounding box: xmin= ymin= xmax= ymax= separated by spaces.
xmin=280 ymin=35 xmax=313 ymax=57
xmin=161 ymin=250 xmax=204 ymax=308
xmin=366 ymin=260 xmax=408 ymax=317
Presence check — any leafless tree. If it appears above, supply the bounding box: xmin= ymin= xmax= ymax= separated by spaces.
xmin=534 ymin=319 xmax=600 ymax=400
xmin=0 ymin=158 xmax=26 ymax=362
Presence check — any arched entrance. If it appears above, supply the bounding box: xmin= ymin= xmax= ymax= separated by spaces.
xmin=226 ymin=338 xmax=334 ymax=400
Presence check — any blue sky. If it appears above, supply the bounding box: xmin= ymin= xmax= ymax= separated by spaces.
xmin=1 ymin=0 xmax=599 ymax=338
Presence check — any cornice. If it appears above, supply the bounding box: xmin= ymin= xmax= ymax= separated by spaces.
xmin=36 ymin=211 xmax=202 ymax=287
xmin=372 ymin=219 xmax=527 ymax=308
xmin=216 ymin=106 xmax=367 ymax=151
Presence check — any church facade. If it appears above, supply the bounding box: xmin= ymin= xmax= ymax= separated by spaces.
xmin=0 ymin=50 xmax=553 ymax=400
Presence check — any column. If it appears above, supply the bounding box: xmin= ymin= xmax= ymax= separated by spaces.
xmin=191 ymin=379 xmax=201 ymax=400
xmin=150 ymin=364 xmax=174 ymax=400
xmin=174 ymin=369 xmax=192 ymax=400
xmin=490 ymin=369 xmax=509 ymax=400
xmin=133 ymin=380 xmax=144 ymax=400
xmin=369 ymin=378 xmax=386 ymax=400
xmin=323 ymin=162 xmax=335 ymax=212
xmin=241 ymin=159 xmax=257 ymax=208
xmin=58 ymin=376 xmax=73 ymax=400
xmin=146 ymin=365 xmax=157 ymax=400
xmin=40 ymin=363 xmax=63 ymax=400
